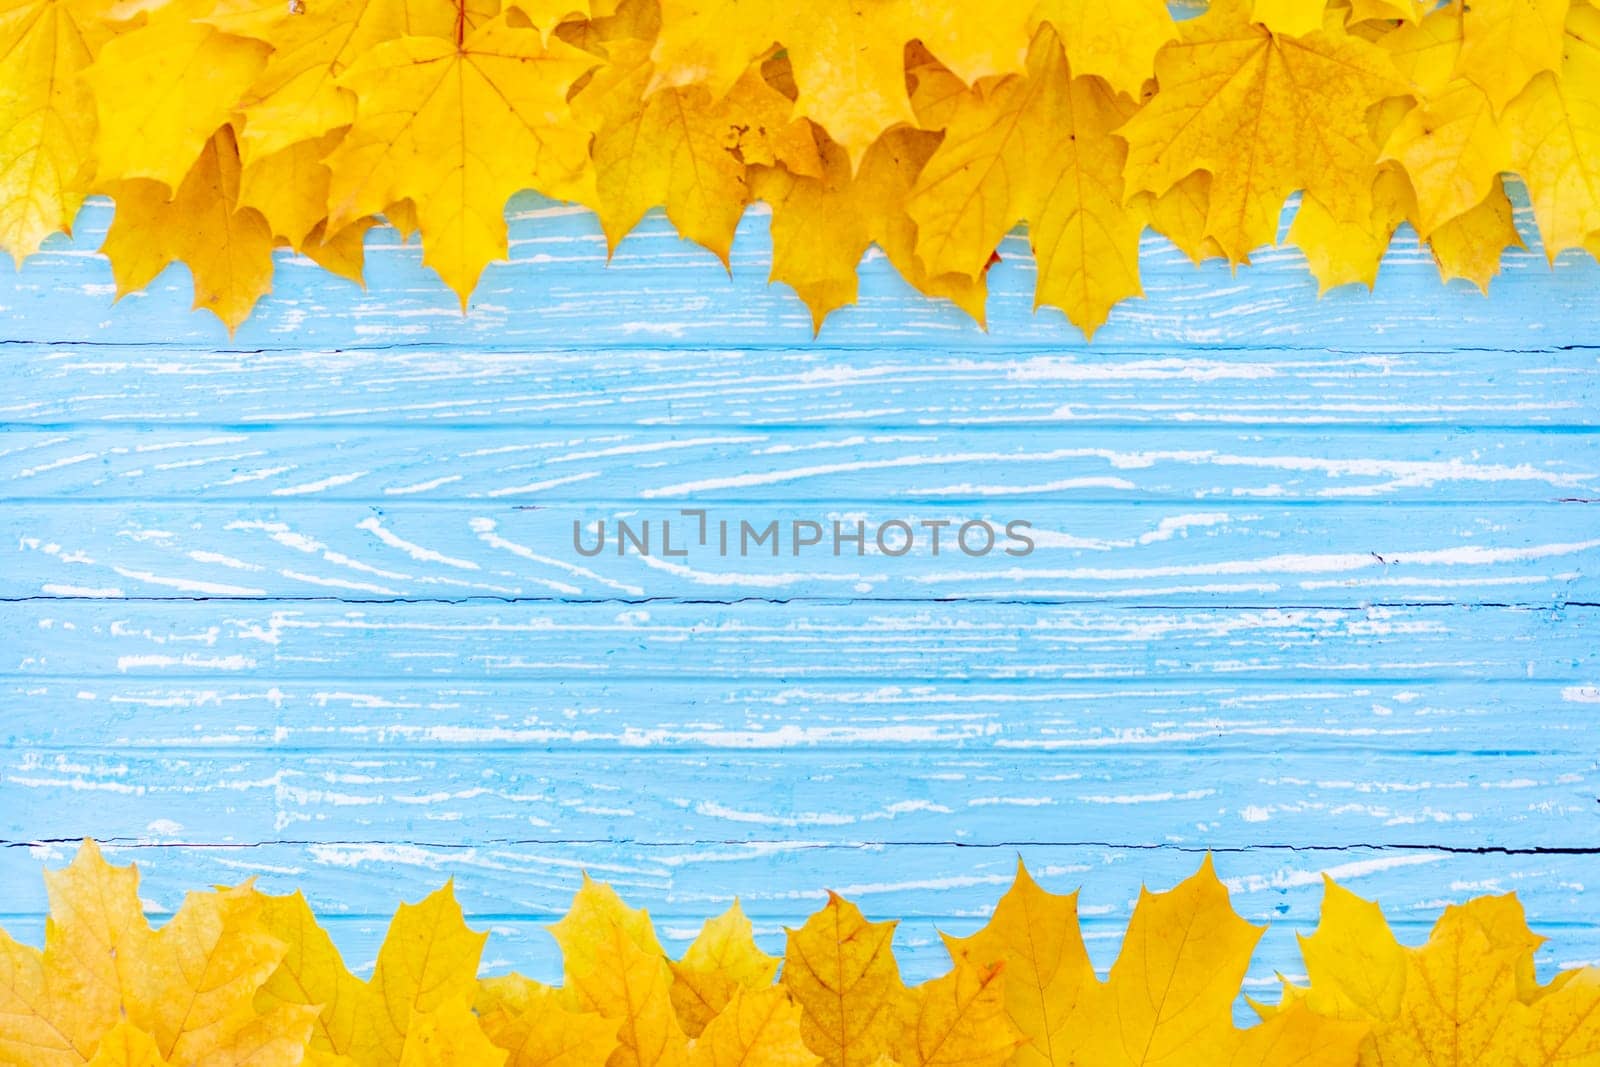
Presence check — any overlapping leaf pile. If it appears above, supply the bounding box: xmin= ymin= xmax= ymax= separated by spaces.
xmin=3 ymin=843 xmax=1599 ymax=1066
xmin=4 ymin=0 xmax=1600 ymax=332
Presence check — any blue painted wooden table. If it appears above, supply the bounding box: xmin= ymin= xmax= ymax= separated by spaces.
xmin=2 ymin=193 xmax=1597 ymax=996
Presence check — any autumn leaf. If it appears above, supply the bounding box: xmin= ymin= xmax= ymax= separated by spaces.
xmin=1453 ymin=0 xmax=1568 ymax=113
xmin=906 ymin=26 xmax=1144 ymax=336
xmin=132 ymin=884 xmax=317 ymax=1067
xmin=649 ymin=0 xmax=1030 ymax=164
xmin=99 ymin=126 xmax=275 ymax=331
xmin=781 ymin=893 xmax=906 ymax=1067
xmin=1296 ymin=876 xmax=1408 ymax=1022
xmin=581 ymin=45 xmax=801 ymax=263
xmin=476 ymin=975 xmax=620 ymax=1067
xmin=942 ymin=862 xmax=1094 ymax=1067
xmin=754 ymin=127 xmax=989 ymax=331
xmin=1252 ymin=0 xmax=1328 ymax=38
xmin=253 ymin=890 xmax=368 ymax=1059
xmin=1426 ymin=178 xmax=1524 ymax=291
xmin=1120 ymin=0 xmax=1401 ymax=262
xmin=893 ymin=960 xmax=1021 ymax=1067
xmin=396 ymin=998 xmax=506 ymax=1067
xmin=1 ymin=843 xmax=318 ymax=1067
xmin=1076 ymin=856 xmax=1265 ymax=1063
xmin=325 ymin=12 xmax=596 ymax=304
xmin=1506 ymin=0 xmax=1600 ymax=261
xmin=82 ymin=1024 xmax=171 ymax=1067
xmin=355 ymin=882 xmax=489 ymax=1067
xmin=1028 ymin=0 xmax=1176 ymax=97
xmin=84 ymin=17 xmax=269 ymax=191
xmin=238 ymin=130 xmax=344 ymax=248
xmin=548 ymin=875 xmax=689 ymax=1067
xmin=690 ymin=986 xmax=818 ymax=1067
xmin=1377 ymin=4 xmax=1512 ymax=237
xmin=10 ymin=843 xmax=1600 ymax=1067
xmin=39 ymin=839 xmax=147 ymax=1059
xmin=0 ymin=0 xmax=121 ymax=261
xmin=669 ymin=901 xmax=779 ymax=1038
xmin=1139 ymin=172 xmax=1230 ymax=265
xmin=220 ymin=0 xmax=498 ymax=164
xmin=1292 ymin=879 xmax=1600 ymax=1066
xmin=1075 ymin=856 xmax=1367 ymax=1067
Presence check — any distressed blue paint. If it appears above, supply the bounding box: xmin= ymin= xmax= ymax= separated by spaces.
xmin=1 ymin=191 xmax=1597 ymax=999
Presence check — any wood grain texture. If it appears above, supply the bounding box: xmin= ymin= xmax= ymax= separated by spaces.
xmin=1 ymin=191 xmax=1597 ymax=995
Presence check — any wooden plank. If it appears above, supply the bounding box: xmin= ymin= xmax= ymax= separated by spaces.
xmin=4 ymin=427 xmax=1595 ymax=502
xmin=6 ymin=501 xmax=1596 ymax=604
xmin=6 ymin=678 xmax=1589 ymax=755
xmin=5 ymin=196 xmax=1600 ymax=352
xmin=4 ymin=602 xmax=1592 ymax=683
xmin=6 ymin=344 xmax=1598 ymax=428
xmin=6 ymin=745 xmax=1595 ymax=850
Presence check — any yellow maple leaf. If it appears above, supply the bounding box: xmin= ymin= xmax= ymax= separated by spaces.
xmin=1076 ymin=856 xmax=1264 ymax=1064
xmin=548 ymin=876 xmax=688 ymax=1067
xmin=906 ymin=30 xmax=1067 ymax=277
xmin=238 ymin=131 xmax=345 ymax=249
xmin=1506 ymin=0 xmax=1600 ymax=261
xmin=1297 ymin=876 xmax=1407 ymax=1022
xmin=1290 ymin=86 xmax=1521 ymax=292
xmin=1027 ymin=0 xmax=1177 ymax=97
xmin=83 ymin=1024 xmax=172 ymax=1067
xmin=4 ymin=843 xmax=317 ymax=1067
xmin=1138 ymin=172 xmax=1231 ymax=264
xmin=1286 ymin=92 xmax=1414 ymax=291
xmin=1294 ymin=879 xmax=1600 ymax=1066
xmin=354 ymin=882 xmax=489 ymax=1067
xmin=221 ymin=0 xmax=497 ymax=164
xmin=669 ymin=900 xmax=779 ymax=1038
xmin=299 ymin=218 xmax=379 ymax=287
xmin=84 ymin=18 xmax=268 ymax=191
xmin=582 ymin=46 xmax=797 ymax=263
xmin=1120 ymin=0 xmax=1401 ymax=263
xmin=649 ymin=0 xmax=1030 ymax=165
xmin=1426 ymin=178 xmax=1524 ymax=291
xmin=253 ymin=891 xmax=368 ymax=1060
xmin=1287 ymin=183 xmax=1405 ymax=292
xmin=1252 ymin=0 xmax=1328 ymax=38
xmin=753 ymin=127 xmax=989 ymax=331
xmin=325 ymin=12 xmax=595 ymax=304
xmin=1346 ymin=0 xmax=1422 ymax=25
xmin=1368 ymin=904 xmax=1530 ymax=1064
xmin=476 ymin=975 xmax=619 ymax=1067
xmin=1524 ymin=969 xmax=1600 ymax=1065
xmin=132 ymin=884 xmax=316 ymax=1067
xmin=780 ymin=893 xmax=906 ymax=1067
xmin=0 ymin=927 xmax=76 ymax=1067
xmin=1075 ymin=856 xmax=1366 ymax=1067
xmin=100 ymin=126 xmax=276 ymax=331
xmin=0 ymin=0 xmax=122 ymax=261
xmin=1453 ymin=0 xmax=1568 ymax=114
xmin=1378 ymin=4 xmax=1512 ymax=237
xmin=690 ymin=986 xmax=818 ymax=1067
xmin=397 ymin=997 xmax=507 ymax=1067
xmin=941 ymin=862 xmax=1094 ymax=1067
xmin=905 ymin=26 xmax=1144 ymax=336
xmin=893 ymin=959 xmax=1021 ymax=1067
xmin=39 ymin=839 xmax=147 ymax=1059
xmin=549 ymin=876 xmax=666 ymax=990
